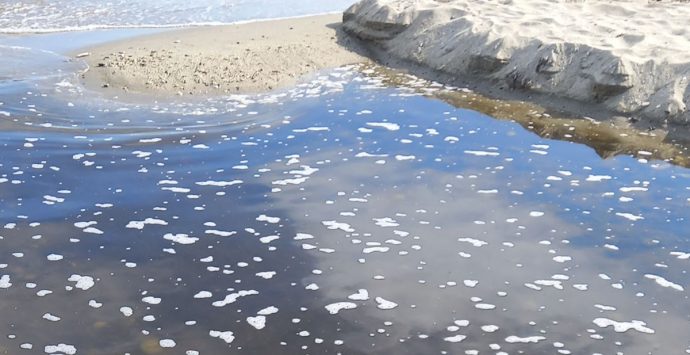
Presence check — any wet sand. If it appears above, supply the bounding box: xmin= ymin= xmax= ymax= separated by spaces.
xmin=75 ymin=14 xmax=369 ymax=98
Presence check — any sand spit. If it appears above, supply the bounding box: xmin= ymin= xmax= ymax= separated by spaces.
xmin=342 ymin=0 xmax=690 ymax=126
xmin=77 ymin=14 xmax=368 ymax=98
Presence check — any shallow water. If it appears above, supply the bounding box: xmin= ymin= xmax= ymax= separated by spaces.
xmin=1 ymin=42 xmax=690 ymax=355
xmin=0 ymin=0 xmax=355 ymax=33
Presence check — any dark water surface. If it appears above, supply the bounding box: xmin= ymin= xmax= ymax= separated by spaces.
xmin=0 ymin=52 xmax=689 ymax=355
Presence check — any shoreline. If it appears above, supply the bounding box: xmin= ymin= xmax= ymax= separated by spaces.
xmin=1 ymin=12 xmax=343 ymax=35
xmin=73 ymin=14 xmax=370 ymax=99
xmin=68 ymin=4 xmax=690 ymax=146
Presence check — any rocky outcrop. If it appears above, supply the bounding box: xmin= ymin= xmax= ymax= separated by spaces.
xmin=343 ymin=0 xmax=690 ymax=125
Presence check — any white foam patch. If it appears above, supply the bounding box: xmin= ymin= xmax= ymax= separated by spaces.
xmin=443 ymin=335 xmax=467 ymax=343
xmin=196 ymin=180 xmax=243 ymax=187
xmin=205 ymin=230 xmax=236 ymax=237
xmin=163 ymin=233 xmax=199 ymax=245
xmin=289 ymin=165 xmax=319 ymax=176
xmin=375 ymin=297 xmax=398 ymax=310
xmin=481 ymin=325 xmax=499 ymax=333
xmin=348 ymin=289 xmax=370 ymax=301
xmin=293 ymin=126 xmax=330 ymax=133
xmin=272 ymin=177 xmax=309 ymax=186
xmin=363 ymin=247 xmax=390 ymax=254
xmin=616 ymin=212 xmax=644 ymax=221
xmin=43 ymin=195 xmax=65 ymax=204
xmin=593 ymin=318 xmax=655 ymax=334
xmin=620 ymin=186 xmax=648 ymax=192
xmin=83 ymin=227 xmax=104 ymax=235
xmin=534 ymin=280 xmax=563 ymax=290
xmin=161 ymin=187 xmax=191 ymax=193
xmin=247 ymin=316 xmax=266 ymax=329
xmin=366 ymin=122 xmax=400 ymax=131
xmin=47 ymin=254 xmax=63 ymax=261
xmin=463 ymin=280 xmax=479 ymax=288
xmin=464 ymin=150 xmax=499 ymax=157
xmin=142 ymin=296 xmax=161 ymax=305
xmin=644 ymin=274 xmax=684 ymax=291
xmin=212 ymin=290 xmax=259 ymax=307
xmin=126 ymin=218 xmax=168 ymax=229
xmin=194 ymin=291 xmax=213 ymax=299
xmin=454 ymin=320 xmax=470 ymax=327
xmin=505 ymin=335 xmax=546 ymax=343
xmin=256 ymin=214 xmax=280 ymax=224
xmin=457 ymin=237 xmax=488 ymax=247
xmin=594 ymin=304 xmax=617 ymax=311
xmin=259 ymin=235 xmax=279 ymax=244
xmin=120 ymin=307 xmax=133 ymax=317
xmin=553 ymin=256 xmax=572 ymax=263
xmin=586 ymin=175 xmax=612 ymax=182
xmin=295 ymin=233 xmax=314 ymax=240
xmin=42 ymin=313 xmax=61 ymax=322
xmin=74 ymin=221 xmax=103 ymax=234
xmin=256 ymin=271 xmax=276 ymax=279
xmin=67 ymin=275 xmax=94 ymax=290
xmin=159 ymin=339 xmax=176 ymax=348
xmin=325 ymin=302 xmax=357 ymax=314
xmin=604 ymin=244 xmax=619 ymax=251
xmin=670 ymin=251 xmax=690 ymax=259
xmin=132 ymin=150 xmax=152 ymax=158
xmin=302 ymin=243 xmax=317 ymax=250
xmin=209 ymin=330 xmax=235 ymax=344
xmin=355 ymin=152 xmax=389 ymax=158
xmin=258 ymin=306 xmax=279 ymax=315
xmin=44 ymin=344 xmax=77 ymax=354
xmin=322 ymin=220 xmax=355 ymax=232
xmin=477 ymin=189 xmax=498 ymax=194
xmin=373 ymin=217 xmax=399 ymax=227
xmin=475 ymin=303 xmax=496 ymax=310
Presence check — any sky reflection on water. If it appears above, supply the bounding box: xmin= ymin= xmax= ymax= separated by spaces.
xmin=0 ymin=64 xmax=689 ymax=355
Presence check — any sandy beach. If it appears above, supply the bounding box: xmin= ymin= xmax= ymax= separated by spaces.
xmin=76 ymin=14 xmax=368 ymax=98
xmin=343 ymin=0 xmax=690 ymax=127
